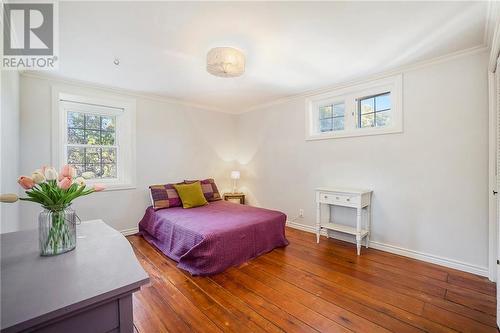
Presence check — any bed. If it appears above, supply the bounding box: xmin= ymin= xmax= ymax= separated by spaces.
xmin=138 ymin=200 xmax=289 ymax=275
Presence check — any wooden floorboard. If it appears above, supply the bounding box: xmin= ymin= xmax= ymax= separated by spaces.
xmin=128 ymin=227 xmax=497 ymax=333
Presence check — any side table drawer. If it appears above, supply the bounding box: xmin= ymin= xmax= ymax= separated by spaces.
xmin=319 ymin=192 xmax=360 ymax=206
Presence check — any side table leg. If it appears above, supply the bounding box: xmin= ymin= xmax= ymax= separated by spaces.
xmin=316 ymin=201 xmax=321 ymax=243
xmin=356 ymin=235 xmax=361 ymax=255
xmin=366 ymin=204 xmax=371 ymax=248
xmin=356 ymin=207 xmax=361 ymax=255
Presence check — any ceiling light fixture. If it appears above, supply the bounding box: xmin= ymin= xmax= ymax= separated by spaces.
xmin=206 ymin=47 xmax=245 ymax=78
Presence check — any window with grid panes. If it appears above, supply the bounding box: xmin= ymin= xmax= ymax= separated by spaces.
xmin=54 ymin=91 xmax=136 ymax=190
xmin=358 ymin=92 xmax=391 ymax=128
xmin=319 ymin=103 xmax=345 ymax=132
xmin=305 ymin=74 xmax=402 ymax=140
xmin=66 ymin=111 xmax=117 ymax=179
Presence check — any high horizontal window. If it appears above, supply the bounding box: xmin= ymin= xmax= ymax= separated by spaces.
xmin=52 ymin=89 xmax=136 ymax=190
xmin=305 ymin=74 xmax=402 ymax=140
xmin=358 ymin=92 xmax=391 ymax=129
xmin=319 ymin=103 xmax=345 ymax=132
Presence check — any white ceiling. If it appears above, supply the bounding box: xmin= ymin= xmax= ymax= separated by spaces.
xmin=53 ymin=1 xmax=488 ymax=113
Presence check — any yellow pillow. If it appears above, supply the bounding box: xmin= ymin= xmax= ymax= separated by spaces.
xmin=173 ymin=181 xmax=208 ymax=209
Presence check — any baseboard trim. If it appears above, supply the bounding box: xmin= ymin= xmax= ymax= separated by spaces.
xmin=120 ymin=226 xmax=139 ymax=236
xmin=286 ymin=221 xmax=489 ymax=277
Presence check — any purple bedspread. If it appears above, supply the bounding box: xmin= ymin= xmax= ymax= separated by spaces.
xmin=138 ymin=200 xmax=288 ymax=275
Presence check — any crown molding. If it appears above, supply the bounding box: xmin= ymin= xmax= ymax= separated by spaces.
xmin=239 ymin=44 xmax=489 ymax=114
xmin=489 ymin=23 xmax=500 ymax=72
xmin=19 ymin=72 xmax=233 ymax=114
xmin=20 ymin=44 xmax=489 ymax=116
xmin=485 ymin=0 xmax=500 ymax=72
xmin=484 ymin=0 xmax=500 ymax=48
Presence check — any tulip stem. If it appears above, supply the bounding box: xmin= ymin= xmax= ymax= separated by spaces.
xmin=42 ymin=209 xmax=74 ymax=256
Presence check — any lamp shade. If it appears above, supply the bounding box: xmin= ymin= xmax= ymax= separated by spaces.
xmin=207 ymin=47 xmax=245 ymax=78
xmin=230 ymin=171 xmax=240 ymax=180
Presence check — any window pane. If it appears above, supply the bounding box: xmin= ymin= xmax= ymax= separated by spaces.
xmin=85 ymin=147 xmax=101 ymax=164
xmin=319 ymin=105 xmax=332 ymax=119
xmin=375 ymin=110 xmax=391 ymax=127
xmin=68 ymin=129 xmax=85 ymax=144
xmin=359 ymin=97 xmax=374 ymax=114
xmin=66 ymin=108 xmax=119 ymax=180
xmin=85 ymin=114 xmax=100 ymax=130
xmin=85 ymin=164 xmax=102 ymax=178
xmin=319 ymin=118 xmax=333 ymax=132
xmin=375 ymin=93 xmax=391 ymax=111
xmin=67 ymin=111 xmax=84 ymax=128
xmin=102 ymin=148 xmax=116 ymax=163
xmin=85 ymin=130 xmax=100 ymax=145
xmin=101 ymin=116 xmax=115 ymax=131
xmin=71 ymin=164 xmax=85 ymax=177
xmin=102 ymin=164 xmax=117 ymax=178
xmin=360 ymin=113 xmax=374 ymax=128
xmin=333 ymin=117 xmax=344 ymax=131
xmin=67 ymin=147 xmax=84 ymax=164
xmin=100 ymin=131 xmax=115 ymax=145
xmin=333 ymin=103 xmax=345 ymax=116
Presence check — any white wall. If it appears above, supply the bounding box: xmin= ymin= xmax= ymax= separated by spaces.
xmin=1 ymin=71 xmax=21 ymax=233
xmin=236 ymin=51 xmax=490 ymax=271
xmin=18 ymin=75 xmax=237 ymax=232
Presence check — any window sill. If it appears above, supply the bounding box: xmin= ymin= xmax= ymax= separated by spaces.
xmin=306 ymin=126 xmax=403 ymax=141
xmin=85 ymin=182 xmax=136 ymax=192
xmin=102 ymin=185 xmax=136 ymax=192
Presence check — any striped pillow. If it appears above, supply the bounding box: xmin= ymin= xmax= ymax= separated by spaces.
xmin=149 ymin=183 xmax=182 ymax=210
xmin=184 ymin=178 xmax=222 ymax=202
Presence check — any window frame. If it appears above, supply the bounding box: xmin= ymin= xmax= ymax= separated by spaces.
xmin=62 ymin=102 xmax=120 ymax=181
xmin=357 ymin=92 xmax=391 ymax=129
xmin=317 ymin=100 xmax=346 ymax=133
xmin=305 ymin=74 xmax=403 ymax=140
xmin=52 ymin=87 xmax=136 ymax=191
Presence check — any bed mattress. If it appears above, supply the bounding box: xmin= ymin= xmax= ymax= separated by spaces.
xmin=138 ymin=200 xmax=288 ymax=275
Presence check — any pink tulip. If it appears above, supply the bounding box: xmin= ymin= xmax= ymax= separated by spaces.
xmin=58 ymin=177 xmax=72 ymax=190
xmin=59 ymin=164 xmax=76 ymax=180
xmin=18 ymin=176 xmax=35 ymax=190
xmin=92 ymin=184 xmax=105 ymax=192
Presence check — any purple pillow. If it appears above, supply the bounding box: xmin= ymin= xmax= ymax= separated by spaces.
xmin=149 ymin=183 xmax=182 ymax=210
xmin=184 ymin=178 xmax=222 ymax=202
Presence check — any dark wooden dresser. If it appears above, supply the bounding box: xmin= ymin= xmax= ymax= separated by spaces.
xmin=1 ymin=220 xmax=149 ymax=333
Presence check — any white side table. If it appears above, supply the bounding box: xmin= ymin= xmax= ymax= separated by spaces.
xmin=315 ymin=187 xmax=372 ymax=255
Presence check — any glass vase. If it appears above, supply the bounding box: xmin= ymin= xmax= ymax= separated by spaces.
xmin=39 ymin=205 xmax=77 ymax=256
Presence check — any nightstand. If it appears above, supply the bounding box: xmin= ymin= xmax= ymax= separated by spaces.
xmin=223 ymin=193 xmax=245 ymax=204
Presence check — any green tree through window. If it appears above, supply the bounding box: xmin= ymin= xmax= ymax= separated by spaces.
xmin=319 ymin=103 xmax=345 ymax=132
xmin=66 ymin=111 xmax=117 ymax=179
xmin=358 ymin=93 xmax=391 ymax=128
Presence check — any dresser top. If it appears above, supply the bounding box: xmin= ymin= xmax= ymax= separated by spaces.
xmin=1 ymin=220 xmax=149 ymax=332
xmin=316 ymin=187 xmax=372 ymax=195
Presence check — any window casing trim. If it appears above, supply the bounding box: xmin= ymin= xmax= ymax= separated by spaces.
xmin=51 ymin=87 xmax=136 ymax=191
xmin=305 ymin=74 xmax=403 ymax=140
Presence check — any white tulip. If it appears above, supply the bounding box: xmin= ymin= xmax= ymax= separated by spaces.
xmin=81 ymin=171 xmax=95 ymax=179
xmin=31 ymin=171 xmax=46 ymax=184
xmin=44 ymin=167 xmax=58 ymax=181
xmin=74 ymin=177 xmax=86 ymax=186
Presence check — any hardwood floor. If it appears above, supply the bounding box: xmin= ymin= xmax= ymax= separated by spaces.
xmin=127 ymin=227 xmax=497 ymax=333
